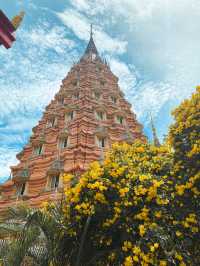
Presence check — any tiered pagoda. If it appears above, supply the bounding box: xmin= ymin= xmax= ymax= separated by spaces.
xmin=0 ymin=28 xmax=145 ymax=211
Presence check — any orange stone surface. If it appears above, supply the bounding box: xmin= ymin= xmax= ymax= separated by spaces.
xmin=0 ymin=33 xmax=145 ymax=212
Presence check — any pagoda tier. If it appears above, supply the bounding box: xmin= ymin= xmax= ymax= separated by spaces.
xmin=0 ymin=30 xmax=145 ymax=212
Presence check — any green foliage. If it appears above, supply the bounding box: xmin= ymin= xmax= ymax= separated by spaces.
xmin=0 ymin=204 xmax=76 ymax=266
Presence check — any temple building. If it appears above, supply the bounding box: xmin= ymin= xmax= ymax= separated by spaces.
xmin=0 ymin=28 xmax=145 ymax=211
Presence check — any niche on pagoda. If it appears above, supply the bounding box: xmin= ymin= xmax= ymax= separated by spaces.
xmin=64 ymin=104 xmax=79 ymax=124
xmin=45 ymin=160 xmax=64 ymax=192
xmin=58 ymin=128 xmax=70 ymax=150
xmin=109 ymin=93 xmax=119 ymax=105
xmin=12 ymin=168 xmax=30 ymax=199
xmin=46 ymin=112 xmax=59 ymax=129
xmin=95 ymin=126 xmax=109 ymax=149
xmin=94 ymin=105 xmax=107 ymax=122
xmin=99 ymin=78 xmax=106 ymax=88
xmin=31 ymin=133 xmax=46 ymax=157
xmin=113 ymin=110 xmax=126 ymax=126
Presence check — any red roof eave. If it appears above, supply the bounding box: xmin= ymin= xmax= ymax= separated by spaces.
xmin=0 ymin=9 xmax=15 ymax=33
xmin=0 ymin=28 xmax=15 ymax=49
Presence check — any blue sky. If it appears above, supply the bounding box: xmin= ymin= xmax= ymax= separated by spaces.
xmin=0 ymin=0 xmax=200 ymax=182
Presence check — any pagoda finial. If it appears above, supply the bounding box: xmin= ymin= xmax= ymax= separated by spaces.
xmin=90 ymin=24 xmax=93 ymax=39
xmin=81 ymin=24 xmax=99 ymax=59
xmin=150 ymin=113 xmax=160 ymax=147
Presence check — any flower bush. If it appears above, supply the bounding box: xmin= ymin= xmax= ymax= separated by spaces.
xmin=62 ymin=142 xmax=185 ymax=265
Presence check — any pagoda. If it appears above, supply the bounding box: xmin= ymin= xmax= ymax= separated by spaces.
xmin=0 ymin=27 xmax=145 ymax=211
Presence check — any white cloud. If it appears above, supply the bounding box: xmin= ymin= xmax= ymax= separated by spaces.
xmin=0 ymin=147 xmax=19 ymax=182
xmin=57 ymin=9 xmax=127 ymax=54
xmin=108 ymin=57 xmax=137 ymax=94
xmin=27 ymin=25 xmax=75 ymax=54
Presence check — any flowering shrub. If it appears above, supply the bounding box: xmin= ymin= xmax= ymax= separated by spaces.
xmin=168 ymin=86 xmax=200 ymax=265
xmin=169 ymin=86 xmax=200 ymax=177
xmin=62 ymin=142 xmax=185 ymax=265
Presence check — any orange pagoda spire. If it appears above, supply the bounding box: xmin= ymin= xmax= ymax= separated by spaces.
xmin=0 ymin=28 xmax=145 ymax=212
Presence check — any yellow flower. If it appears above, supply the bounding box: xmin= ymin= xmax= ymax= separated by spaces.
xmin=119 ymin=187 xmax=129 ymax=197
xmin=156 ymin=197 xmax=169 ymax=205
xmin=176 ymin=231 xmax=182 ymax=237
xmin=139 ymin=224 xmax=146 ymax=236
xmin=133 ymin=255 xmax=139 ymax=262
xmin=132 ymin=245 xmax=141 ymax=255
xmin=150 ymin=245 xmax=155 ymax=252
xmin=154 ymin=243 xmax=159 ymax=249
xmin=159 ymin=260 xmax=167 ymax=266
xmin=135 ymin=207 xmax=149 ymax=221
xmin=175 ymin=184 xmax=185 ymax=196
xmin=155 ymin=211 xmax=162 ymax=218
xmin=139 ymin=175 xmax=149 ymax=182
xmin=191 ymin=227 xmax=199 ymax=233
xmin=147 ymin=186 xmax=157 ymax=200
xmin=124 ymin=256 xmax=133 ymax=266
xmin=63 ymin=173 xmax=73 ymax=183
xmin=94 ymin=192 xmax=106 ymax=203
xmin=175 ymin=253 xmax=183 ymax=261
xmin=122 ymin=241 xmax=132 ymax=251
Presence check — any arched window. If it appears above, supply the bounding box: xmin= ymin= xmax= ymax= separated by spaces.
xmin=60 ymin=137 xmax=69 ymax=149
xmin=96 ymin=111 xmax=106 ymax=121
xmin=58 ymin=97 xmax=65 ymax=104
xmin=111 ymin=96 xmax=117 ymax=104
xmin=51 ymin=175 xmax=60 ymax=190
xmin=34 ymin=144 xmax=43 ymax=155
xmin=97 ymin=136 xmax=106 ymax=148
xmin=65 ymin=111 xmax=75 ymax=122
xmin=93 ymin=91 xmax=101 ymax=100
xmin=116 ymin=115 xmax=124 ymax=125
xmin=17 ymin=182 xmax=26 ymax=196
xmin=46 ymin=117 xmax=57 ymax=128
